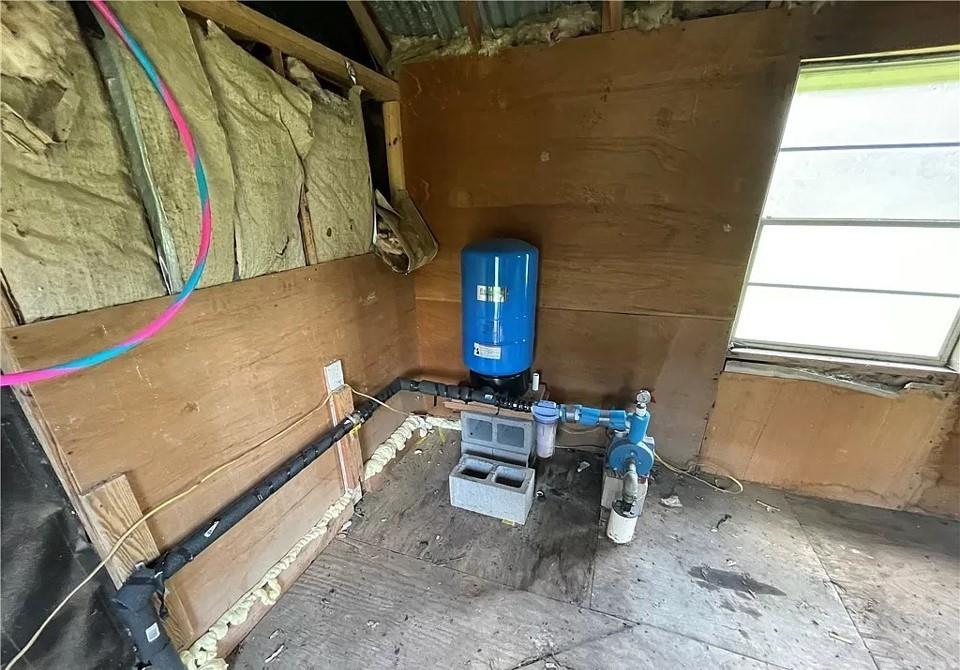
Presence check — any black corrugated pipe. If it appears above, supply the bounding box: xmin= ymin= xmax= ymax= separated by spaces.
xmin=112 ymin=378 xmax=529 ymax=668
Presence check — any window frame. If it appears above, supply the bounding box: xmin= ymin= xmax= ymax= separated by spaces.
xmin=730 ymin=55 xmax=960 ymax=371
xmin=731 ymin=217 xmax=960 ymax=368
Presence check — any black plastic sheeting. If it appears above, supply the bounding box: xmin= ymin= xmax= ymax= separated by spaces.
xmin=1 ymin=388 xmax=135 ymax=669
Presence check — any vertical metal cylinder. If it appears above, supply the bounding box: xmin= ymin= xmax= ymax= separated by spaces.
xmin=461 ymin=239 xmax=539 ymax=379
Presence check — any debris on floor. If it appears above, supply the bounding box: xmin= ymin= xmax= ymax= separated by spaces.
xmin=577 ymin=460 xmax=590 ymax=473
xmin=711 ymin=513 xmax=732 ymax=532
xmin=660 ymin=494 xmax=682 ymax=508
xmin=755 ymin=499 xmax=781 ymax=513
xmin=263 ymin=644 xmax=285 ymax=664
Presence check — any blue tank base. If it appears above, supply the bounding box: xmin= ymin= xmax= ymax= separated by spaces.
xmin=469 ymin=369 xmax=531 ymax=397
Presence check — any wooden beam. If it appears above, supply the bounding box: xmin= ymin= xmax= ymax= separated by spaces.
xmin=383 ymin=100 xmax=405 ymax=201
xmin=601 ymin=0 xmax=623 ymax=32
xmin=1 ymin=270 xmax=22 ymax=329
xmin=81 ymin=474 xmax=194 ymax=649
xmin=268 ymin=46 xmax=285 ymax=76
xmin=327 ymin=384 xmax=363 ymax=493
xmin=346 ymin=0 xmax=390 ymax=70
xmin=179 ymin=0 xmax=399 ymax=101
xmin=458 ymin=0 xmax=482 ymax=50
xmin=298 ymin=187 xmax=320 ymax=265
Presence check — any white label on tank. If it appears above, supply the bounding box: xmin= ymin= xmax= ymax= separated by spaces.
xmin=145 ymin=623 xmax=160 ymax=642
xmin=476 ymin=285 xmax=506 ymax=302
xmin=473 ymin=343 xmax=502 ymax=360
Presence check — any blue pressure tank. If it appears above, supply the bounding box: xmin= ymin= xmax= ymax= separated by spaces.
xmin=461 ymin=239 xmax=538 ymax=393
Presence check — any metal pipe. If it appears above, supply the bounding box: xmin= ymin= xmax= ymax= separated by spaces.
xmin=620 ymin=457 xmax=639 ymax=510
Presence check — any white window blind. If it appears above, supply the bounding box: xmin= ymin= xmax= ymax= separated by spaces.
xmin=732 ymin=55 xmax=960 ymax=366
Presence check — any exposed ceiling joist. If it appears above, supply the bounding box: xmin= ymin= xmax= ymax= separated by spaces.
xmin=346 ymin=0 xmax=391 ymax=71
xmin=458 ymin=0 xmax=483 ymax=49
xmin=601 ymin=0 xmax=623 ymax=32
xmin=179 ymin=0 xmax=399 ymax=101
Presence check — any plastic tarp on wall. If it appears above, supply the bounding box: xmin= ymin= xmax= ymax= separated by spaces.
xmin=1 ymin=389 xmax=135 ymax=669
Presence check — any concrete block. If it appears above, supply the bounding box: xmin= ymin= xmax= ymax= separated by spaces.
xmin=449 ymin=454 xmax=535 ymax=525
xmin=460 ymin=411 xmax=534 ymax=466
xmin=601 ymin=469 xmax=623 ymax=510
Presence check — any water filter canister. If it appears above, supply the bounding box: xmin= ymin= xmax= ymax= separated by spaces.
xmin=532 ymin=400 xmax=560 ymax=459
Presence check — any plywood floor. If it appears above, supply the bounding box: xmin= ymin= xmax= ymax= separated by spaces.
xmin=232 ymin=430 xmax=960 ymax=670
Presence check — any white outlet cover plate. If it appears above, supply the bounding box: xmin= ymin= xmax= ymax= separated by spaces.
xmin=324 ymin=359 xmax=345 ymax=391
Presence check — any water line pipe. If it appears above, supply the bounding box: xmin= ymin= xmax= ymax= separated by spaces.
xmin=111 ymin=377 xmax=526 ymax=668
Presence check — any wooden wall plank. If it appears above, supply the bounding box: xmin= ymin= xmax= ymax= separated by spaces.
xmin=383 ymin=100 xmax=405 ymax=201
xmin=210 ymin=498 xmax=354 ymax=658
xmin=169 ymin=445 xmax=343 ymax=638
xmin=402 ymin=1 xmax=959 ymax=480
xmin=402 ymin=42 xmax=795 ymax=318
xmin=3 ymin=254 xmax=418 ymax=641
xmin=601 ymin=0 xmax=623 ymax=32
xmin=416 ymin=298 xmax=728 ymax=463
xmin=80 ymin=475 xmax=194 ymax=648
xmin=702 ymin=373 xmax=960 ymax=516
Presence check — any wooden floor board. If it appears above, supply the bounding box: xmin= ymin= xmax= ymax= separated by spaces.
xmin=230 ymin=536 xmax=627 ymax=670
xmin=788 ymin=495 xmax=960 ymax=670
xmin=347 ymin=430 xmax=603 ymax=605
xmin=231 ymin=429 xmax=959 ymax=670
xmin=589 ymin=471 xmax=877 ymax=670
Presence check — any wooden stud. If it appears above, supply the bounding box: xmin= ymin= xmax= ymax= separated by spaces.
xmin=458 ymin=0 xmax=483 ymax=50
xmin=179 ymin=0 xmax=399 ymax=101
xmin=327 ymin=385 xmax=363 ymax=493
xmin=268 ymin=47 xmax=285 ymax=76
xmin=346 ymin=1 xmax=390 ymax=71
xmin=298 ymin=187 xmax=320 ymax=265
xmin=601 ymin=0 xmax=624 ymax=32
xmin=80 ymin=474 xmax=194 ymax=649
xmin=383 ymin=100 xmax=405 ymax=202
xmin=1 ymin=271 xmax=22 ymax=329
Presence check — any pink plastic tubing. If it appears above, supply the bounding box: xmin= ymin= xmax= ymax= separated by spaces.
xmin=1 ymin=0 xmax=212 ymax=387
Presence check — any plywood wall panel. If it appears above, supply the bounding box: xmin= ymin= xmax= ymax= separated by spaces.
xmin=417 ymin=298 xmax=728 ymax=463
xmin=402 ymin=1 xmax=959 ymax=488
xmin=2 ymin=254 xmax=418 ymax=639
xmin=702 ymin=373 xmax=960 ymax=516
xmin=403 ymin=30 xmax=796 ymax=318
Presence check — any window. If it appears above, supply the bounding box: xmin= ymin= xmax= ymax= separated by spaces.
xmin=732 ymin=55 xmax=960 ymax=367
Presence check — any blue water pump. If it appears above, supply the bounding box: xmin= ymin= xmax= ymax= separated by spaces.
xmin=461 ymin=239 xmax=538 ymax=395
xmin=531 ymin=391 xmax=656 ymax=544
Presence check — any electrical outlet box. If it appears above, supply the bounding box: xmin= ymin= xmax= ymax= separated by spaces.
xmin=323 ymin=359 xmax=345 ymax=392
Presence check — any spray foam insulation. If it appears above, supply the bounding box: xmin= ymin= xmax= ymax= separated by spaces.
xmin=191 ymin=21 xmax=309 ymax=278
xmin=0 ymin=1 xmax=167 ymax=323
xmin=287 ymin=59 xmax=373 ymax=263
xmin=111 ymin=1 xmax=238 ymax=289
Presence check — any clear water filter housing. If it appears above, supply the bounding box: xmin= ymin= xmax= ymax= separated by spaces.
xmin=532 ymin=400 xmax=560 ymax=459
xmin=461 ymin=239 xmax=539 ymax=395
